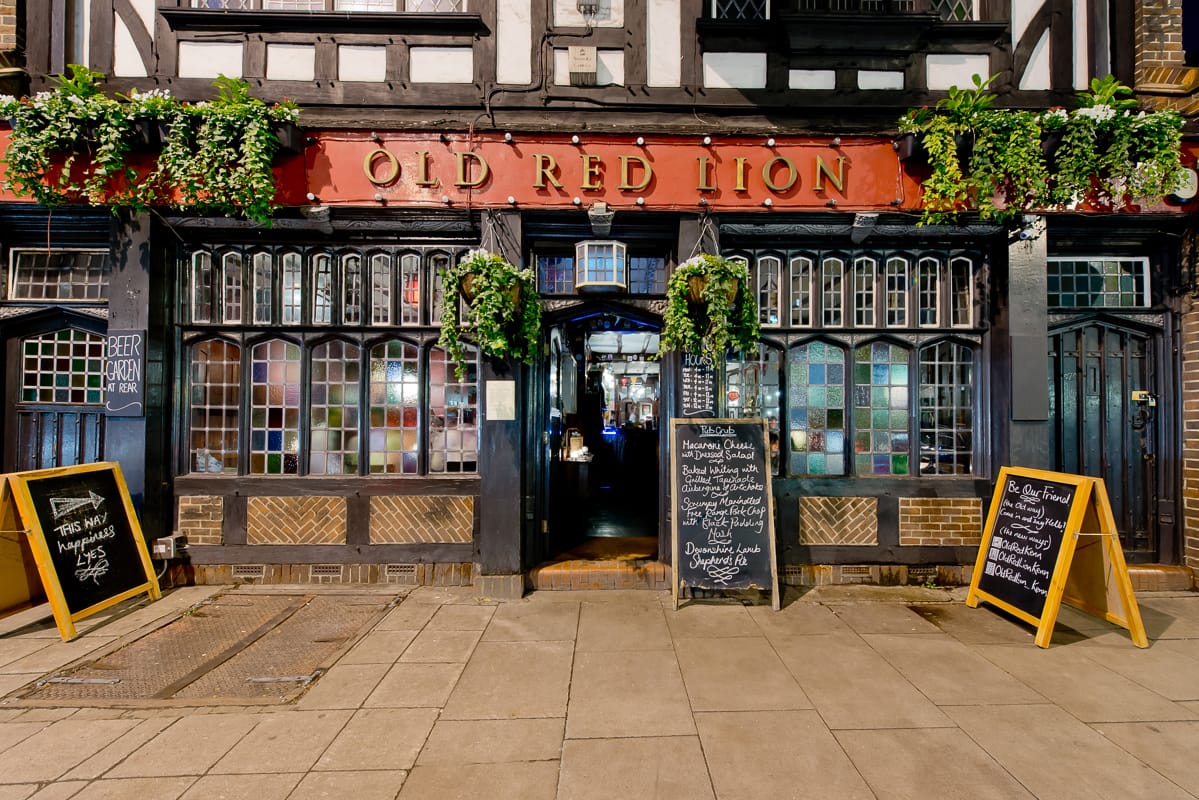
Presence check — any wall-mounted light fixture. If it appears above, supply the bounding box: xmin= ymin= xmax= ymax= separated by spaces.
xmin=702 ymin=136 xmax=712 ymax=146
xmin=507 ymin=195 xmax=518 ymax=205
xmin=635 ymin=136 xmax=645 ymax=146
xmin=571 ymin=134 xmax=582 ymax=145
xmin=504 ymin=132 xmax=514 ymax=143
xmin=762 ymin=198 xmax=773 ymax=208
xmin=766 ymin=137 xmax=776 ymax=147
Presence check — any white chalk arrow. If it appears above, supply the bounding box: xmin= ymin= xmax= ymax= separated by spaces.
xmin=49 ymin=491 xmax=104 ymax=519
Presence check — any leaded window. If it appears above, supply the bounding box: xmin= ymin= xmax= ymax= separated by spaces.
xmin=281 ymin=251 xmax=303 ymax=325
xmin=252 ymin=252 xmax=272 ymax=324
xmin=191 ymin=252 xmax=213 ymax=323
xmin=853 ymin=342 xmax=910 ymax=475
xmin=821 ymin=256 xmax=845 ymax=327
xmin=788 ymin=340 xmax=847 ymax=476
xmin=628 ymin=256 xmax=667 ymax=294
xmin=917 ymin=257 xmax=940 ymax=327
xmin=309 ymin=339 xmax=361 ymax=475
xmin=249 ymin=339 xmax=301 ymax=475
xmin=885 ymin=256 xmax=908 ymax=327
xmin=428 ymin=345 xmax=479 ymax=473
xmin=370 ymin=253 xmax=393 ymax=326
xmin=950 ymin=256 xmax=973 ymax=327
xmin=189 ymin=339 xmax=241 ymax=474
xmin=343 ymin=253 xmax=363 ymax=325
xmin=756 ymin=256 xmax=782 ymax=327
xmin=538 ymin=255 xmax=574 ymax=295
xmin=711 ymin=0 xmax=768 ymax=20
xmin=918 ymin=341 xmax=973 ymax=475
xmin=223 ymin=252 xmax=243 ymax=324
xmin=1047 ymin=257 xmax=1150 ymax=309
xmin=369 ymin=339 xmax=420 ymax=474
xmin=727 ymin=344 xmax=783 ymax=474
xmin=789 ymin=256 xmax=813 ymax=327
xmin=400 ymin=253 xmax=421 ymax=325
xmin=21 ymin=329 xmax=106 ymax=405
xmin=9 ymin=249 xmax=108 ymax=302
xmin=853 ymin=256 xmax=876 ymax=327
xmin=312 ymin=252 xmax=333 ymax=325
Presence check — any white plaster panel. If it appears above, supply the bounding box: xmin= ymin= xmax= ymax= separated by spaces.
xmin=857 ymin=70 xmax=904 ymax=90
xmin=113 ymin=13 xmax=147 ymax=77
xmin=339 ymin=45 xmax=388 ymax=82
xmin=554 ymin=0 xmax=624 ymax=27
xmin=411 ymin=47 xmax=474 ymax=84
xmin=552 ymin=49 xmax=625 ymax=85
xmin=925 ymin=54 xmax=991 ymax=90
xmin=496 ymin=0 xmax=533 ymax=84
xmin=1019 ymin=30 xmax=1052 ymax=90
xmin=178 ymin=42 xmax=244 ymax=80
xmin=702 ymin=53 xmax=767 ymax=90
xmin=788 ymin=69 xmax=836 ymax=90
xmin=267 ymin=44 xmax=316 ymax=82
xmin=1011 ymin=0 xmax=1037 ymax=50
xmin=647 ymin=0 xmax=681 ymax=87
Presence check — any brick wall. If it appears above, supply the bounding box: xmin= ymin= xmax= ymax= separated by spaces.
xmin=193 ymin=562 xmax=474 ymax=586
xmin=0 ymin=2 xmax=16 ymax=50
xmin=1137 ymin=0 xmax=1183 ymax=79
xmin=246 ymin=496 xmax=347 ymax=544
xmin=177 ymin=496 xmax=223 ymax=546
xmin=797 ymin=497 xmax=878 ymax=545
xmin=1184 ymin=295 xmax=1199 ymax=573
xmin=369 ymin=496 xmax=474 ymax=543
xmin=898 ymin=497 xmax=983 ymax=546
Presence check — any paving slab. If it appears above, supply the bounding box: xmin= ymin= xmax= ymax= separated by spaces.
xmin=975 ymin=643 xmax=1198 ymax=722
xmin=1092 ymin=720 xmax=1199 ymax=796
xmin=836 ymin=727 xmax=1034 ymax=800
xmin=374 ymin=602 xmax=439 ymax=631
xmin=337 ymin=629 xmax=419 ymax=665
xmin=482 ymin=599 xmax=580 ymax=642
xmin=575 ymin=600 xmax=671 ymax=652
xmin=864 ymin=633 xmax=1046 ymax=706
xmin=399 ymin=628 xmax=483 ymax=663
xmin=62 ymin=717 xmax=176 ymax=780
xmin=313 ymin=708 xmax=438 ymax=771
xmin=107 ymin=714 xmax=260 ymax=778
xmin=0 ymin=786 xmax=35 ymax=800
xmin=296 ymin=663 xmax=390 ymax=710
xmin=664 ymin=603 xmax=756 ymax=638
xmin=695 ymin=710 xmax=874 ymax=800
xmin=746 ymin=602 xmax=851 ymax=638
xmin=1066 ymin=638 xmax=1199 ymax=702
xmin=946 ymin=703 xmax=1195 ymax=800
xmin=442 ymin=641 xmax=573 ymax=720
xmin=425 ymin=604 xmax=496 ymax=631
xmin=772 ymin=634 xmax=952 ymax=729
xmin=829 ymin=603 xmax=942 ymax=635
xmin=557 ymin=736 xmax=715 ymax=800
xmin=209 ymin=710 xmax=351 ymax=774
xmin=907 ymin=602 xmax=1036 ymax=645
xmin=177 ymin=773 xmax=302 ymax=800
xmin=28 ymin=781 xmax=88 ymax=800
xmin=0 ymin=719 xmax=141 ymax=784
xmin=674 ymin=636 xmax=811 ymax=711
xmin=363 ymin=662 xmax=465 ymax=708
xmin=417 ymin=718 xmax=564 ymax=765
xmin=68 ymin=777 xmax=197 ymax=800
xmin=566 ymin=649 xmax=694 ymax=739
xmin=0 ymin=637 xmax=118 ymax=676
xmin=289 ymin=770 xmax=408 ymax=800
xmin=397 ymin=762 xmax=559 ymax=800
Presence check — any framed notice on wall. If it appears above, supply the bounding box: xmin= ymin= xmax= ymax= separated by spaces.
xmin=670 ymin=418 xmax=779 ymax=610
xmin=966 ymin=466 xmax=1147 ymax=649
xmin=2 ymin=462 xmax=161 ymax=641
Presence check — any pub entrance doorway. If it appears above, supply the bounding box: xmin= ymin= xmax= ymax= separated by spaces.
xmin=538 ymin=307 xmax=664 ymax=567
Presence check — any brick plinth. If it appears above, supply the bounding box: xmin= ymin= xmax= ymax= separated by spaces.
xmin=177 ymin=496 xmax=224 ymax=546
xmin=899 ymin=497 xmax=983 ymax=546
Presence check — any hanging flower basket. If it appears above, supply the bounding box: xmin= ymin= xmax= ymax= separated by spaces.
xmin=438 ymin=249 xmax=542 ymax=381
xmin=661 ymin=254 xmax=759 ymax=363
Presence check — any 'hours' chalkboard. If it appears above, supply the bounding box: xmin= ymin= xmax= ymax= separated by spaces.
xmin=680 ymin=353 xmax=717 ymax=418
xmin=4 ymin=462 xmax=160 ymax=640
xmin=671 ymin=418 xmax=779 ymax=609
xmin=975 ymin=473 xmax=1076 ymax=620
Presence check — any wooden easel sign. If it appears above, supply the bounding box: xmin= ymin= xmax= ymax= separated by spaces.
xmin=966 ymin=466 xmax=1147 ymax=649
xmin=2 ymin=462 xmax=161 ymax=641
xmin=670 ymin=418 xmax=780 ymax=611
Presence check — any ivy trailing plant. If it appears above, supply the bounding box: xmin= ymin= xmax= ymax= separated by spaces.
xmin=898 ymin=74 xmax=1185 ymax=224
xmin=0 ymin=67 xmax=299 ymax=224
xmin=660 ymin=253 xmax=760 ymax=363
xmin=437 ymin=249 xmax=543 ymax=381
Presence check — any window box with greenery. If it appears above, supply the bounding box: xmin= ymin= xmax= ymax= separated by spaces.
xmin=660 ymin=254 xmax=760 ymax=363
xmin=437 ymin=250 xmax=543 ymax=381
xmin=0 ymin=66 xmax=300 ymax=224
xmin=898 ymin=74 xmax=1185 ymax=224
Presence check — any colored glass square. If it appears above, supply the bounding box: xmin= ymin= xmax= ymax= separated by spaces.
xmin=891 ymin=387 xmax=909 ymax=408
xmin=872 ymin=364 xmax=890 ymax=385
xmin=827 ymin=431 xmax=844 ymax=454
xmin=808 ymin=386 xmax=826 ymax=407
xmin=828 ymin=387 xmax=844 ymax=406
xmin=808 ymin=453 xmax=826 ymax=474
xmin=791 ymin=430 xmax=808 ymax=452
xmin=826 ymin=454 xmax=844 ymax=474
xmin=872 ymin=431 xmax=891 ymax=452
xmin=810 ymin=431 xmax=825 ymax=452
xmin=893 ymin=432 xmax=909 ymax=452
xmin=854 ymin=408 xmax=870 ymax=429
xmin=791 ymin=454 xmax=807 ymax=474
xmin=892 ymin=454 xmax=909 ymax=474
xmin=809 ymin=364 xmax=826 ymax=384
xmin=828 ymin=409 xmax=844 ymax=429
xmin=854 ymin=363 xmax=871 ymax=384
xmin=871 ymin=387 xmax=888 ymax=407
xmin=853 ymin=386 xmax=871 ymax=408
xmin=854 ymin=431 xmax=870 ymax=453
xmin=828 ymin=363 xmax=844 ymax=383
xmin=893 ymin=364 xmax=908 ymax=383
xmin=890 ymin=410 xmax=907 ymax=429
xmin=810 ymin=408 xmax=827 ymax=428
xmin=855 ymin=454 xmax=872 ymax=473
xmin=873 ymin=454 xmax=891 ymax=474
xmin=872 ymin=409 xmax=889 ymax=428
xmin=267 ymin=454 xmax=281 ymax=473
xmin=791 ymin=408 xmax=807 ymax=427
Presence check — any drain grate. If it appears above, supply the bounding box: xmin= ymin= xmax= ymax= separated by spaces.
xmin=386 ymin=563 xmax=418 ymax=584
xmin=20 ymin=593 xmax=392 ymax=705
xmin=232 ymin=564 xmax=266 ymax=579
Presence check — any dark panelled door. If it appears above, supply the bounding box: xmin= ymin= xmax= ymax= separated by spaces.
xmin=1048 ymin=321 xmax=1158 ymax=558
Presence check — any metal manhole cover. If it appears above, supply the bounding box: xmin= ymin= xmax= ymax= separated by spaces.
xmin=20 ymin=593 xmax=393 ymax=705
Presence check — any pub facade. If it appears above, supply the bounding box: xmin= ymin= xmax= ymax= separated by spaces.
xmin=0 ymin=0 xmax=1193 ymax=596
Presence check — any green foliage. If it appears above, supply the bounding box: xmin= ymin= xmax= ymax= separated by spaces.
xmin=437 ymin=250 xmax=543 ymax=381
xmin=0 ymin=68 xmax=300 ymax=224
xmin=660 ymin=254 xmax=760 ymax=364
xmin=898 ymin=73 xmax=1185 ymax=224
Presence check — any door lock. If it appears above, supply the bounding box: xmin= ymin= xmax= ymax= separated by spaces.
xmin=1130 ymin=390 xmax=1157 ymax=407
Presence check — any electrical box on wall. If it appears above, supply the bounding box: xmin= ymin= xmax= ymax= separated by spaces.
xmin=568 ymin=46 xmax=597 ymax=87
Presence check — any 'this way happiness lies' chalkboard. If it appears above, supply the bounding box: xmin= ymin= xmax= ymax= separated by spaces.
xmin=671 ymin=419 xmax=779 ymax=610
xmin=4 ymin=462 xmax=160 ymax=641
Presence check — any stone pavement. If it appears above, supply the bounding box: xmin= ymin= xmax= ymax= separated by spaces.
xmin=0 ymin=583 xmax=1197 ymax=799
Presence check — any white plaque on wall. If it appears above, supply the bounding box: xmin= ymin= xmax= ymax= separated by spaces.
xmin=486 ymin=380 xmax=516 ymax=421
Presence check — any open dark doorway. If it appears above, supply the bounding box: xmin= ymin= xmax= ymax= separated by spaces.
xmin=543 ymin=308 xmax=661 ymax=562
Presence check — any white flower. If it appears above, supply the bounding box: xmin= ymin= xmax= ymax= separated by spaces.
xmin=1044 ymin=108 xmax=1068 ymax=121
xmin=1076 ymin=105 xmax=1115 ymax=122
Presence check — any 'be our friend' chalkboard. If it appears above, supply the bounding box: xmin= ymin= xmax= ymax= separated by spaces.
xmin=671 ymin=418 xmax=779 ymax=610
xmin=3 ymin=462 xmax=160 ymax=641
xmin=967 ymin=466 xmax=1148 ymax=649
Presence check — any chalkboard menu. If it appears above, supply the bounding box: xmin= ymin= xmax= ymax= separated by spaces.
xmin=4 ymin=462 xmax=160 ymax=640
xmin=975 ymin=473 xmax=1075 ymax=620
xmin=680 ymin=353 xmax=716 ymax=418
xmin=104 ymin=329 xmax=145 ymax=417
xmin=671 ymin=418 xmax=778 ymax=609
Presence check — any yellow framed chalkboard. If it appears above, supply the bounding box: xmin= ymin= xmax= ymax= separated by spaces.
xmin=3 ymin=462 xmax=161 ymax=641
xmin=966 ymin=466 xmax=1147 ymax=649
